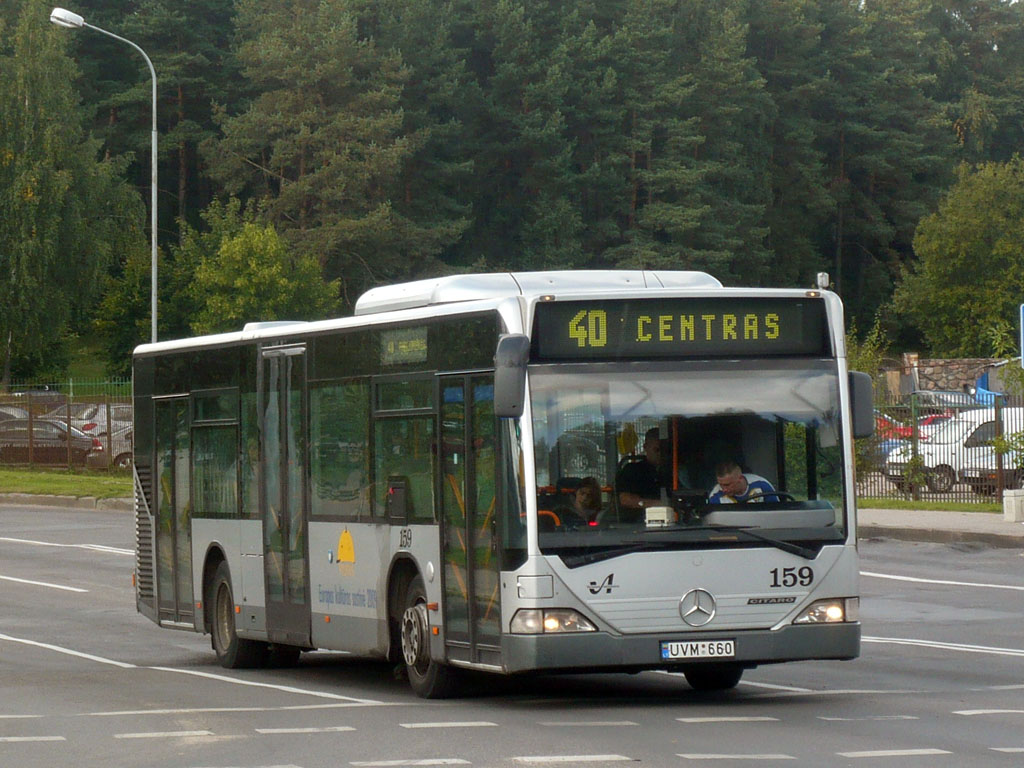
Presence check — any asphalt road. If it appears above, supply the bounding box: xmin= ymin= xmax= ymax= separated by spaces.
xmin=2 ymin=504 xmax=1024 ymax=767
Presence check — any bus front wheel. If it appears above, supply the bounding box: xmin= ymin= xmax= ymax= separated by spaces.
xmin=209 ymin=560 xmax=267 ymax=669
xmin=683 ymin=663 xmax=743 ymax=691
xmin=401 ymin=575 xmax=459 ymax=698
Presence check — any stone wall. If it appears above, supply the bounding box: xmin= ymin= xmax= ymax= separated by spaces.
xmin=882 ymin=354 xmax=1000 ymax=397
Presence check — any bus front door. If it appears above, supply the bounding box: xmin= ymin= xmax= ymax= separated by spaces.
xmin=261 ymin=345 xmax=311 ymax=647
xmin=440 ymin=376 xmax=501 ymax=668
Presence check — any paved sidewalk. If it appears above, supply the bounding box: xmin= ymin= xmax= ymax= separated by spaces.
xmin=0 ymin=493 xmax=133 ymax=512
xmin=859 ymin=507 xmax=1024 ymax=548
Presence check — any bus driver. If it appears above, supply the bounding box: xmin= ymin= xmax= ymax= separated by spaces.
xmin=708 ymin=459 xmax=778 ymax=504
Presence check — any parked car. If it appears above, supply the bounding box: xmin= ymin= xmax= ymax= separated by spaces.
xmin=87 ymin=425 xmax=132 ymax=470
xmin=0 ymin=404 xmax=29 ymax=420
xmin=908 ymin=389 xmax=977 ymax=411
xmin=0 ymin=418 xmax=103 ymax=466
xmin=44 ymin=402 xmax=132 ymax=436
xmin=874 ymin=410 xmax=915 ymax=440
xmin=885 ymin=407 xmax=1024 ymax=494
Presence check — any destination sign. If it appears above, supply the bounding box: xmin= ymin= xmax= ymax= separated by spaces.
xmin=532 ymin=297 xmax=828 ymax=360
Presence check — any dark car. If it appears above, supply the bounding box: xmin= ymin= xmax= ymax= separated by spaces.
xmin=0 ymin=418 xmax=102 ymax=466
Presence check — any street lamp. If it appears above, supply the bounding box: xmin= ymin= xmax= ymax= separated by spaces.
xmin=50 ymin=7 xmax=159 ymax=344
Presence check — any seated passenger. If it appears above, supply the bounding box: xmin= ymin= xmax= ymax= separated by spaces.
xmin=568 ymin=476 xmax=603 ymax=523
xmin=708 ymin=460 xmax=778 ymax=504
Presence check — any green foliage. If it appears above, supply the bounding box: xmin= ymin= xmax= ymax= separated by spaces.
xmin=190 ymin=217 xmax=340 ymax=335
xmin=896 ymin=157 xmax=1024 ymax=356
xmin=0 ymin=0 xmax=144 ymax=383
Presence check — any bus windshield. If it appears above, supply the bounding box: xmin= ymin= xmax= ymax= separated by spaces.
xmin=529 ymin=360 xmax=846 ymax=556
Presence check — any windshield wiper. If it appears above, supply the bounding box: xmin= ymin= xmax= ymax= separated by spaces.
xmin=699 ymin=525 xmax=819 ymax=560
xmin=560 ymin=543 xmax=650 ymax=567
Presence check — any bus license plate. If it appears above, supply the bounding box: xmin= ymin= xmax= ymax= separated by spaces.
xmin=661 ymin=639 xmax=735 ymax=660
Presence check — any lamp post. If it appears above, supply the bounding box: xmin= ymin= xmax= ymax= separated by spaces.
xmin=50 ymin=7 xmax=158 ymax=344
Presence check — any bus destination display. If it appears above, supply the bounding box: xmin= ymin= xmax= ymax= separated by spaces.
xmin=532 ymin=297 xmax=828 ymax=359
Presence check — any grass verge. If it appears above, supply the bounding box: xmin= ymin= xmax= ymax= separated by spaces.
xmin=0 ymin=467 xmax=131 ymax=499
xmin=858 ymin=497 xmax=1001 ymax=513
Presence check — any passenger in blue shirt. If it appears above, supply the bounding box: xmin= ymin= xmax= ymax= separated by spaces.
xmin=708 ymin=460 xmax=778 ymax=504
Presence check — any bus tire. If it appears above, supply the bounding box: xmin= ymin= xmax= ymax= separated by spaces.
xmin=683 ymin=664 xmax=743 ymax=691
xmin=401 ymin=575 xmax=459 ymax=698
xmin=209 ymin=560 xmax=267 ymax=669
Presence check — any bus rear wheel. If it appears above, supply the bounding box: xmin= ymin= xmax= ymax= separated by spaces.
xmin=683 ymin=664 xmax=744 ymax=691
xmin=401 ymin=575 xmax=459 ymax=698
xmin=209 ymin=560 xmax=267 ymax=669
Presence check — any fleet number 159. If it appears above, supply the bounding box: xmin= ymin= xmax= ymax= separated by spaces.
xmin=769 ymin=567 xmax=814 ymax=588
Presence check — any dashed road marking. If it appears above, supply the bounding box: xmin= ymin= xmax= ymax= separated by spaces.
xmin=819 ymin=716 xmax=918 ymax=721
xmin=256 ymin=726 xmax=356 ymax=734
xmin=955 ymin=709 xmax=1024 ymax=716
xmin=512 ymin=756 xmax=633 ymax=764
xmin=539 ymin=721 xmax=638 ymax=727
xmin=991 ymin=748 xmax=1024 ymax=753
xmin=837 ymin=749 xmax=951 ymax=758
xmin=0 ymin=736 xmax=66 ymax=743
xmin=677 ymin=716 xmax=778 ymax=723
xmin=678 ymin=754 xmax=795 ymax=761
xmin=114 ymin=730 xmax=215 ymax=739
xmin=399 ymin=722 xmax=496 ymax=729
xmin=350 ymin=761 xmax=471 ymax=766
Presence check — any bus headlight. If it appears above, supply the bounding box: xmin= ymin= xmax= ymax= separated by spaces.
xmin=792 ymin=597 xmax=858 ymax=624
xmin=510 ymin=608 xmax=597 ymax=634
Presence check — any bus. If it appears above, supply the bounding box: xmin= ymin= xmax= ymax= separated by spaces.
xmin=132 ymin=270 xmax=874 ymax=697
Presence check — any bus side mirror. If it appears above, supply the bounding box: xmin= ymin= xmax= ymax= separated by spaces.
xmin=494 ymin=334 xmax=530 ymax=418
xmin=849 ymin=371 xmax=874 ymax=439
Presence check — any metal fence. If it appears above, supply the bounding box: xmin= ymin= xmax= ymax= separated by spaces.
xmin=859 ymin=390 xmax=1024 ymax=504
xmin=0 ymin=379 xmax=132 ymax=470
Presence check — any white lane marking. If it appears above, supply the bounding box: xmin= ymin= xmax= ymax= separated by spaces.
xmin=861 ymin=570 xmax=1024 ymax=592
xmin=740 ymin=680 xmax=813 ymax=693
xmin=864 ymin=636 xmax=1024 ymax=658
xmin=677 ymin=716 xmax=778 ymax=723
xmin=0 ymin=632 xmax=135 ymax=668
xmin=115 ymin=730 xmax=214 ymax=739
xmin=837 ymin=749 xmax=952 ymax=758
xmin=819 ymin=716 xmax=918 ymax=721
xmin=955 ymin=709 xmax=1024 ymax=716
xmin=513 ymin=757 xmax=633 ymax=764
xmin=0 ymin=536 xmax=133 ymax=556
xmin=0 ymin=714 xmax=42 ymax=719
xmin=351 ymin=761 xmax=471 ymax=767
xmin=991 ymin=748 xmax=1024 ymax=752
xmin=539 ymin=721 xmax=638 ymax=727
xmin=0 ymin=574 xmax=88 ymax=593
xmin=988 ymin=684 xmax=1024 ymax=690
xmin=89 ymin=702 xmax=397 ymax=716
xmin=399 ymin=721 xmax=497 ymax=729
xmin=678 ymin=755 xmax=795 ymax=761
xmin=0 ymin=633 xmax=386 ymax=704
xmin=0 ymin=736 xmax=66 ymax=742
xmin=148 ymin=666 xmax=382 ymax=703
xmin=256 ymin=726 xmax=356 ymax=734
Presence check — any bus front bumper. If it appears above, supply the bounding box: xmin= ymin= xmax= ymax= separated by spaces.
xmin=500 ymin=622 xmax=860 ymax=674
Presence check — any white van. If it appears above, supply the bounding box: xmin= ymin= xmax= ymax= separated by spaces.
xmin=884 ymin=406 xmax=1024 ymax=494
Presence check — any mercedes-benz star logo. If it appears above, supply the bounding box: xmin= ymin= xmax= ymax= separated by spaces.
xmin=679 ymin=588 xmax=717 ymax=627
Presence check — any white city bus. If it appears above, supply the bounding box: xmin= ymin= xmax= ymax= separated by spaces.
xmin=132 ymin=270 xmax=873 ymax=697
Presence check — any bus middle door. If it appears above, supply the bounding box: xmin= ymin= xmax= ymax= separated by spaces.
xmin=260 ymin=344 xmax=311 ymax=647
xmin=440 ymin=375 xmax=501 ymax=668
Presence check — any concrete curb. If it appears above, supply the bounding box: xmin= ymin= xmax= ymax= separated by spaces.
xmin=858 ymin=524 xmax=1024 ymax=549
xmin=0 ymin=493 xmax=133 ymax=512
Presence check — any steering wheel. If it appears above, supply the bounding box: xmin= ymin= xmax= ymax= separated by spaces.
xmin=734 ymin=491 xmax=797 ymax=504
